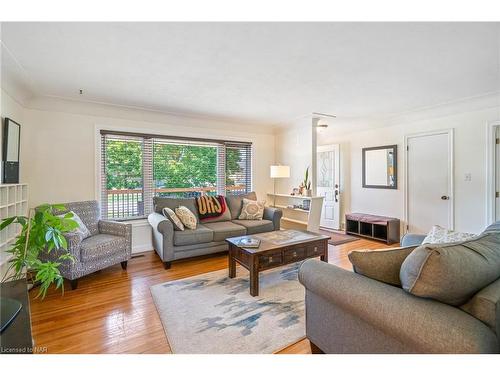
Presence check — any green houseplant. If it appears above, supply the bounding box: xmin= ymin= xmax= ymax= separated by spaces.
xmin=303 ymin=166 xmax=312 ymax=196
xmin=0 ymin=204 xmax=78 ymax=298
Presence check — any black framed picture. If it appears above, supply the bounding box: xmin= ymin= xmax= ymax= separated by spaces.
xmin=2 ymin=118 xmax=21 ymax=183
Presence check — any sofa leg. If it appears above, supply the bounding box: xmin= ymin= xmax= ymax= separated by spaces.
xmin=310 ymin=341 xmax=325 ymax=354
xmin=121 ymin=261 xmax=128 ymax=270
xmin=69 ymin=279 xmax=78 ymax=290
xmin=163 ymin=261 xmax=172 ymax=270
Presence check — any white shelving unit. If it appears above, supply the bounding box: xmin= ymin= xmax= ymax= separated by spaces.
xmin=0 ymin=184 xmax=28 ymax=271
xmin=267 ymin=193 xmax=324 ymax=233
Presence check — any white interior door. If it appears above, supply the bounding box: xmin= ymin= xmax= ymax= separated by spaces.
xmin=496 ymin=126 xmax=500 ymax=221
xmin=406 ymin=131 xmax=453 ymax=234
xmin=317 ymin=144 xmax=340 ymax=229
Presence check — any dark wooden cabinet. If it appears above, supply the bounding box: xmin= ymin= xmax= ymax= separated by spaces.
xmin=0 ymin=279 xmax=33 ymax=354
xmin=345 ymin=213 xmax=400 ymax=245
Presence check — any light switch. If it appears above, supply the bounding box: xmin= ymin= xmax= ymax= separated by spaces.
xmin=464 ymin=173 xmax=472 ymax=182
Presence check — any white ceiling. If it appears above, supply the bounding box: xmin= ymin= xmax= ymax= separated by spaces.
xmin=1 ymin=22 xmax=499 ymax=126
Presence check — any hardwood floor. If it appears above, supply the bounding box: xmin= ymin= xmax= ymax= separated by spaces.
xmin=29 ymin=237 xmax=396 ymax=354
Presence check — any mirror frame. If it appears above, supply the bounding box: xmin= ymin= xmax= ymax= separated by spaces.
xmin=362 ymin=144 xmax=398 ymax=189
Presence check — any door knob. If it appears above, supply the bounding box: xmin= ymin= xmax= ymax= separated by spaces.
xmin=334 ymin=190 xmax=339 ymax=202
xmin=441 ymin=195 xmax=450 ymax=200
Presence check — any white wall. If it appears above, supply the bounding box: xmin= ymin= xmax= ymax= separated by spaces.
xmin=274 ymin=117 xmax=314 ymax=195
xmin=3 ymin=92 xmax=276 ymax=252
xmin=319 ymin=105 xmax=500 ymax=234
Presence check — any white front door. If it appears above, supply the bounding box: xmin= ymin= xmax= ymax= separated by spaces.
xmin=406 ymin=131 xmax=453 ymax=234
xmin=317 ymin=144 xmax=340 ymax=230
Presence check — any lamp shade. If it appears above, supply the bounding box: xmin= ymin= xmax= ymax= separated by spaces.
xmin=270 ymin=165 xmax=290 ymax=178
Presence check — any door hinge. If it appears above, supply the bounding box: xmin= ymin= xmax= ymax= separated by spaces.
xmin=496 ymin=191 xmax=499 ymax=198
xmin=496 ymin=138 xmax=500 ymax=145
xmin=406 ymin=145 xmax=409 ymax=151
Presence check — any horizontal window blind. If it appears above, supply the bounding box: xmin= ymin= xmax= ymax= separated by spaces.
xmin=153 ymin=138 xmax=218 ymax=198
xmin=101 ymin=133 xmax=145 ymax=220
xmin=100 ymin=130 xmax=252 ymax=220
xmin=225 ymin=142 xmax=252 ymax=195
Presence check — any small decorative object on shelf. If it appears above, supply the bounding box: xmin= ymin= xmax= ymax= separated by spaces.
xmin=303 ymin=166 xmax=312 ymax=197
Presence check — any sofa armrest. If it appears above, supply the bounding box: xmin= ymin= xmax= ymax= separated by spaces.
xmin=98 ymin=220 xmax=132 ymax=257
xmin=148 ymin=212 xmax=174 ymax=261
xmin=299 ymin=259 xmax=499 ymax=353
xmin=99 ymin=220 xmax=132 ymax=238
xmin=264 ymin=207 xmax=282 ymax=230
xmin=400 ymin=233 xmax=426 ymax=247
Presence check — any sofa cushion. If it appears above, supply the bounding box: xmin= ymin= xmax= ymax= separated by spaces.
xmin=400 ymin=232 xmax=500 ymax=305
xmin=203 ymin=221 xmax=247 ymax=242
xmin=226 ymin=192 xmax=257 ymax=220
xmin=173 ymin=225 xmax=213 ymax=246
xmin=348 ymin=246 xmax=417 ymax=286
xmin=153 ymin=197 xmax=199 ymax=221
xmin=231 ymin=219 xmax=274 ymax=235
xmin=80 ymin=234 xmax=126 ymax=263
xmin=460 ymin=277 xmax=500 ymax=334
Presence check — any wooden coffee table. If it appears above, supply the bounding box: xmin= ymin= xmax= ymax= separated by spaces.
xmin=225 ymin=229 xmax=329 ymax=296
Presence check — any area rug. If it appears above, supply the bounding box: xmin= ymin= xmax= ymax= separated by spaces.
xmin=150 ymin=263 xmax=305 ymax=354
xmin=321 ymin=230 xmax=359 ymax=246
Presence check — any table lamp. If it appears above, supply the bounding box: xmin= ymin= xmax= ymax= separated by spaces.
xmin=270 ymin=165 xmax=290 ymax=207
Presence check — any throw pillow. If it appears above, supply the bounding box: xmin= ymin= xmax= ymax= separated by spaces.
xmin=59 ymin=211 xmax=91 ymax=239
xmin=175 ymin=206 xmax=198 ymax=230
xmin=238 ymin=198 xmax=265 ymax=220
xmin=195 ymin=195 xmax=230 ymax=222
xmin=348 ymin=246 xmax=417 ymax=286
xmin=226 ymin=192 xmax=258 ymax=220
xmin=422 ymin=225 xmax=476 ymax=244
xmin=162 ymin=207 xmax=184 ymax=231
xmin=400 ymin=232 xmax=500 ymax=305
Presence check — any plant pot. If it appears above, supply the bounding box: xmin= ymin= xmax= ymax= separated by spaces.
xmin=305 ymin=189 xmax=312 ymax=197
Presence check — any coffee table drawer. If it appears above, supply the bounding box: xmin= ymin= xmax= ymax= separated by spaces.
xmin=284 ymin=246 xmax=306 ymax=263
xmin=306 ymin=241 xmax=326 ymax=257
xmin=258 ymin=251 xmax=283 ymax=270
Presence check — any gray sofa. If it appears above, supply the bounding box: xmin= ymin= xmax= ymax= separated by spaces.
xmin=148 ymin=192 xmax=282 ymax=269
xmin=299 ymin=222 xmax=500 ymax=354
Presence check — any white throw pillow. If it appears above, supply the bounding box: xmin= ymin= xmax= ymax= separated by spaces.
xmin=422 ymin=225 xmax=476 ymax=244
xmin=162 ymin=207 xmax=185 ymax=231
xmin=238 ymin=199 xmax=265 ymax=220
xmin=175 ymin=206 xmax=197 ymax=230
xmin=59 ymin=211 xmax=91 ymax=239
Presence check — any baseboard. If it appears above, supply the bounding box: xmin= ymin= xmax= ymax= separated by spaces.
xmin=132 ymin=244 xmax=153 ymax=254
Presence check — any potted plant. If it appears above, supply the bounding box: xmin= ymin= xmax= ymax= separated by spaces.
xmin=303 ymin=166 xmax=312 ymax=197
xmin=1 ymin=204 xmax=78 ymax=298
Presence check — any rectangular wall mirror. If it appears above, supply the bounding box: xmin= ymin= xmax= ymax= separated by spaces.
xmin=362 ymin=145 xmax=397 ymax=189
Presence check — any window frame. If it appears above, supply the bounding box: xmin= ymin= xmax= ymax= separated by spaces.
xmin=97 ymin=128 xmax=253 ymax=221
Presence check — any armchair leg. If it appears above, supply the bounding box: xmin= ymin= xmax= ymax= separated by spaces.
xmin=69 ymin=279 xmax=78 ymax=290
xmin=121 ymin=261 xmax=128 ymax=270
xmin=163 ymin=261 xmax=172 ymax=270
xmin=310 ymin=341 xmax=325 ymax=354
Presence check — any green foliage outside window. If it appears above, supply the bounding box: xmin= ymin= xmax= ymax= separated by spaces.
xmin=104 ymin=139 xmax=245 ymax=191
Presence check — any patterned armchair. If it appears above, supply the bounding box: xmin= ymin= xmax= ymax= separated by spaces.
xmin=39 ymin=200 xmax=132 ymax=290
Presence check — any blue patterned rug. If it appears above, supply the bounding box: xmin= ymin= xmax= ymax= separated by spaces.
xmin=150 ymin=263 xmax=305 ymax=353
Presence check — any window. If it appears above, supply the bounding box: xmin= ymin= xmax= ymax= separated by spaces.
xmin=100 ymin=130 xmax=252 ymax=220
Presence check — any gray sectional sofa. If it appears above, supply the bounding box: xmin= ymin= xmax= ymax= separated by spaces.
xmin=148 ymin=192 xmax=282 ymax=269
xmin=299 ymin=221 xmax=500 ymax=354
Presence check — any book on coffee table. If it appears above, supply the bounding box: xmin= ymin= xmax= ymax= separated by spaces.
xmin=237 ymin=238 xmax=261 ymax=248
